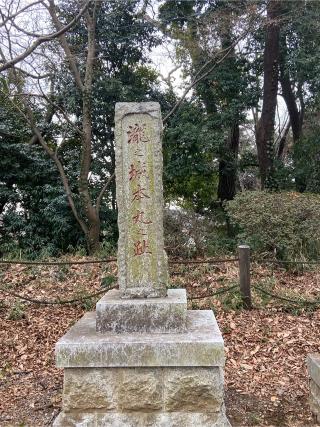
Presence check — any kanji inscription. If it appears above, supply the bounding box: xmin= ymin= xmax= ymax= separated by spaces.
xmin=127 ymin=123 xmax=150 ymax=145
xmin=115 ymin=102 xmax=168 ymax=298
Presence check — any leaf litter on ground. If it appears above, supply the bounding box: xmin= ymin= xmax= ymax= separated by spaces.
xmin=0 ymin=257 xmax=319 ymax=426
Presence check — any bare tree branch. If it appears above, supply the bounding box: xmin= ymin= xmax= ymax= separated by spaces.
xmin=0 ymin=0 xmax=91 ymax=72
xmin=11 ymin=65 xmax=51 ymax=80
xmin=163 ymin=35 xmax=245 ymax=123
xmin=141 ymin=7 xmax=262 ymax=124
xmin=47 ymin=0 xmax=84 ymax=91
xmin=159 ymin=64 xmax=180 ymax=90
xmin=23 ymin=103 xmax=88 ymax=236
xmin=5 ymin=18 xmax=46 ymax=39
xmin=36 ymin=80 xmax=83 ymax=136
xmin=0 ymin=0 xmax=44 ymax=29
xmin=96 ymin=173 xmax=115 ymax=212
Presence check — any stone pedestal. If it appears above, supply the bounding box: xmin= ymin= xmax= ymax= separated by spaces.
xmin=53 ymin=103 xmax=230 ymax=426
xmin=96 ymin=289 xmax=187 ymax=333
xmin=307 ymin=354 xmax=320 ymax=422
xmin=53 ymin=299 xmax=231 ymax=427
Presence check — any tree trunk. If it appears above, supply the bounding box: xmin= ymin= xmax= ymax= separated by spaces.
xmin=86 ymin=213 xmax=101 ymax=254
xmin=256 ymin=0 xmax=282 ymax=188
xmin=279 ymin=65 xmax=302 ymax=143
xmin=279 ymin=60 xmax=306 ymax=191
xmin=277 ymin=120 xmax=290 ymax=159
xmin=48 ymin=1 xmax=102 ymax=254
xmin=78 ymin=7 xmax=101 ymax=254
xmin=217 ymin=121 xmax=239 ymax=201
xmin=216 ymin=4 xmax=240 ymax=201
xmin=79 ymin=91 xmax=101 ymax=254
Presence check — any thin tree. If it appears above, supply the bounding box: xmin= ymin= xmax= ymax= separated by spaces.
xmin=255 ymin=0 xmax=282 ymax=188
xmin=1 ymin=0 xmax=113 ymax=254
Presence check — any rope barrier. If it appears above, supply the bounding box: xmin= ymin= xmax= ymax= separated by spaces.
xmin=2 ymin=281 xmax=320 ymax=307
xmin=252 ymin=284 xmax=320 ymax=306
xmin=169 ymin=258 xmax=239 ymax=264
xmin=0 ymin=257 xmax=239 ymax=266
xmin=252 ymin=258 xmax=320 ymax=266
xmin=0 ymin=285 xmax=116 ymax=305
xmin=0 ymin=282 xmax=238 ymax=305
xmin=1 ymin=255 xmax=319 ymax=267
xmin=188 ymin=285 xmax=238 ymax=300
xmin=0 ymin=258 xmax=117 ymax=266
xmin=2 ymin=253 xmax=320 ymax=308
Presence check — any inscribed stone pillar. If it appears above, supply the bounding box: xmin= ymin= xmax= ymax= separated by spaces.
xmin=115 ymin=102 xmax=168 ymax=298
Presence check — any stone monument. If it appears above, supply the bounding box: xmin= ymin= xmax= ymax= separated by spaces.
xmin=53 ymin=102 xmax=231 ymax=427
xmin=307 ymin=353 xmax=320 ymax=423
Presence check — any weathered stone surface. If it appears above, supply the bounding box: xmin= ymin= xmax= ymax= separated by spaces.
xmin=307 ymin=354 xmax=320 ymax=421
xmin=307 ymin=353 xmax=320 ymax=387
xmin=115 ymin=102 xmax=168 ymax=298
xmin=54 ymin=365 xmax=231 ymax=425
xmin=60 ymin=366 xmax=225 ymax=412
xmin=54 ymin=102 xmax=231 ymax=427
xmin=310 ymin=379 xmax=320 ymax=402
xmin=53 ymin=411 xmax=231 ymax=427
xmin=118 ymin=369 xmax=162 ymax=411
xmin=164 ymin=367 xmax=223 ymax=412
xmin=310 ymin=380 xmax=320 ymax=421
xmin=96 ymin=289 xmax=187 ymax=333
xmin=53 ymin=411 xmax=95 ymax=427
xmin=63 ymin=368 xmax=117 ymax=411
xmin=56 ymin=310 xmax=225 ymax=368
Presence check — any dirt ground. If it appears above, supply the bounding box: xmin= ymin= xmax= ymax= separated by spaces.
xmin=0 ymin=259 xmax=319 ymax=426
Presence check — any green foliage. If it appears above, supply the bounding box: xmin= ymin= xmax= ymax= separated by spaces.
xmin=218 ymin=287 xmax=243 ymax=311
xmin=71 ymin=286 xmax=96 ymax=311
xmin=280 ymin=1 xmax=320 ymax=105
xmin=293 ymin=114 xmax=320 ymax=193
xmin=2 ymin=0 xmax=320 ymax=258
xmin=163 ymin=102 xmax=220 ymax=210
xmin=0 ymin=140 xmax=85 ymax=258
xmin=226 ymin=191 xmax=320 ymax=261
xmin=101 ymin=274 xmax=117 ymax=289
xmin=8 ymin=301 xmax=25 ymax=321
xmin=0 ymin=0 xmax=163 ymax=258
xmin=159 ymin=0 xmax=261 ymax=202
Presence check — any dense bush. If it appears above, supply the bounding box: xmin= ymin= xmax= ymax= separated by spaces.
xmin=226 ymin=191 xmax=320 ymax=261
xmin=164 ymin=206 xmax=234 ymax=258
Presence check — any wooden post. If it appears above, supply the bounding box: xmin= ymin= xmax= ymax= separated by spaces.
xmin=238 ymin=245 xmax=252 ymax=309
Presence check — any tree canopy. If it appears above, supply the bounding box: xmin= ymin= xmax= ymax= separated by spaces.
xmin=1 ymin=0 xmax=320 ymax=257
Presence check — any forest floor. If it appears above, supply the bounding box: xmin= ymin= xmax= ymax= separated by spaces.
xmin=0 ymin=257 xmax=320 ymax=426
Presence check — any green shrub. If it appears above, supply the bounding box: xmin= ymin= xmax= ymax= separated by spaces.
xmin=8 ymin=301 xmax=26 ymax=320
xmin=226 ymin=191 xmax=320 ymax=261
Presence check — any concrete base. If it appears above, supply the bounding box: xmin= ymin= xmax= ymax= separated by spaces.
xmin=56 ymin=310 xmax=224 ymax=368
xmin=54 ymin=310 xmax=230 ymax=427
xmin=307 ymin=354 xmax=320 ymax=423
xmin=54 ymin=410 xmax=231 ymax=427
xmin=96 ymin=289 xmax=187 ymax=333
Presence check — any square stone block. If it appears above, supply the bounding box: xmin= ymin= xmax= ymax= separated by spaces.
xmin=62 ymin=368 xmax=117 ymax=411
xmin=59 ymin=366 xmax=225 ymax=414
xmin=164 ymin=367 xmax=224 ymax=412
xmin=118 ymin=368 xmax=162 ymax=411
xmin=96 ymin=289 xmax=187 ymax=333
xmin=55 ymin=310 xmax=225 ymax=368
